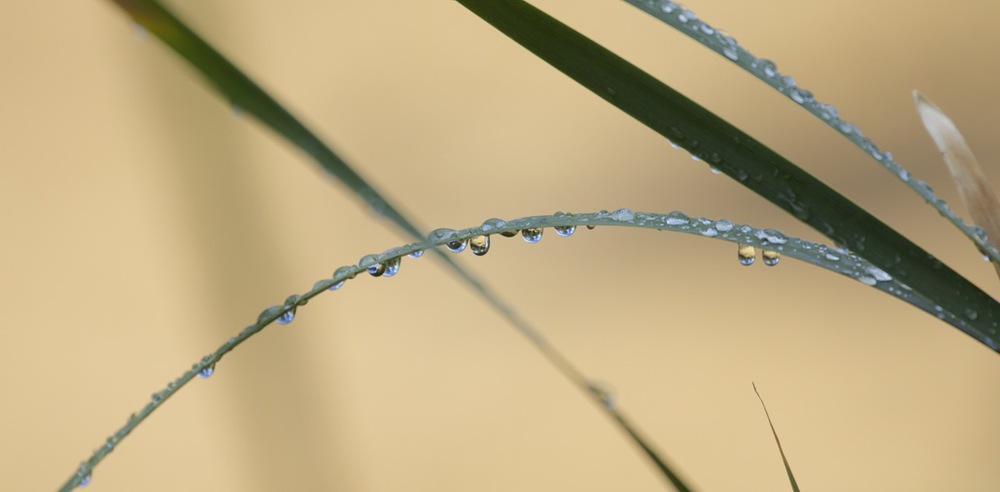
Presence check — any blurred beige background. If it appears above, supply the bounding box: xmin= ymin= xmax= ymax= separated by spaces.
xmin=3 ymin=0 xmax=1000 ymax=490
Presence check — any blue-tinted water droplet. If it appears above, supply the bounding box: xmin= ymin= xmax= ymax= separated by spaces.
xmin=407 ymin=249 xmax=424 ymax=258
xmin=762 ymin=250 xmax=780 ymax=266
xmin=470 ymin=235 xmax=490 ymax=256
xmin=737 ymin=243 xmax=755 ymax=266
xmin=276 ymin=310 xmax=295 ymax=325
xmin=446 ymin=238 xmax=468 ymax=253
xmin=859 ymin=275 xmax=878 ymax=286
xmin=381 ymin=256 xmax=401 ymax=277
xmin=698 ymin=23 xmax=714 ymax=35
xmin=521 ymin=228 xmax=543 ymax=244
xmin=715 ymin=219 xmax=734 ymax=232
xmin=79 ymin=474 xmax=91 ymax=487
xmin=723 ymin=46 xmax=739 ymax=61
xmin=554 ymin=225 xmax=576 ymax=237
xmin=198 ymin=364 xmax=216 ymax=379
xmin=359 ymin=255 xmax=383 ymax=276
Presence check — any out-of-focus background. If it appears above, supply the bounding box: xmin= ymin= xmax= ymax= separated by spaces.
xmin=3 ymin=1 xmax=1000 ymax=490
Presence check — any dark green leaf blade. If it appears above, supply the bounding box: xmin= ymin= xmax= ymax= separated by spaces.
xmin=454 ymin=0 xmax=1000 ymax=352
xmin=108 ymin=0 xmax=426 ymax=240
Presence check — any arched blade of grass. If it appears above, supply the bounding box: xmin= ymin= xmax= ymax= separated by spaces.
xmin=454 ymin=0 xmax=1000 ymax=351
xmin=97 ymin=4 xmax=645 ymax=488
xmin=621 ymin=0 xmax=1000 ymax=265
xmin=753 ymin=383 xmax=800 ymax=492
xmin=59 ymin=209 xmax=980 ymax=490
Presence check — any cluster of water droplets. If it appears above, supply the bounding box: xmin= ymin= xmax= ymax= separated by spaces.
xmin=626 ymin=0 xmax=1000 ymax=264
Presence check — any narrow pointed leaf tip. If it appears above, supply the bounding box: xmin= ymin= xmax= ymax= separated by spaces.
xmin=915 ymin=91 xmax=1000 ymax=278
xmin=753 ymin=383 xmax=800 ymax=492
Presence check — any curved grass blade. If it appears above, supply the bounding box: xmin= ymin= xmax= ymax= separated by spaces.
xmin=753 ymin=383 xmax=800 ymax=492
xmin=454 ymin=0 xmax=1000 ymax=351
xmin=915 ymin=91 xmax=1000 ymax=279
xmin=621 ymin=0 xmax=1000 ymax=266
xmin=96 ymin=2 xmax=662 ymax=490
xmin=59 ymin=209 xmax=978 ymax=490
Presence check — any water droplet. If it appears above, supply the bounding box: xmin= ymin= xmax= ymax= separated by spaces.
xmin=521 ymin=228 xmax=543 ymax=244
xmin=276 ymin=309 xmax=295 ymax=325
xmin=257 ymin=306 xmax=280 ymax=324
xmin=661 ymin=2 xmax=677 ymax=13
xmin=446 ymin=238 xmax=468 ymax=253
xmin=381 ymin=256 xmax=401 ymax=277
xmin=586 ymin=224 xmax=597 ymax=230
xmin=824 ymin=253 xmax=841 ymax=261
xmin=367 ymin=261 xmax=386 ymax=277
xmin=755 ymin=228 xmax=788 ymax=245
xmin=738 ymin=243 xmax=756 ymax=266
xmin=760 ymin=59 xmax=777 ymax=78
xmin=499 ymin=229 xmax=518 ymax=238
xmin=700 ymin=227 xmax=718 ymax=237
xmin=838 ymin=121 xmax=858 ymax=136
xmin=965 ymin=308 xmax=979 ymax=321
xmin=858 ymin=275 xmax=878 ymax=286
xmin=329 ymin=266 xmax=353 ymax=290
xmin=408 ymin=249 xmax=424 ymax=258
xmin=554 ymin=225 xmax=576 ymax=237
xmin=665 ymin=211 xmax=690 ymax=226
xmin=198 ymin=364 xmax=216 ymax=379
xmin=481 ymin=218 xmax=507 ymax=232
xmin=865 ymin=266 xmax=892 ymax=282
xmin=428 ymin=228 xmax=457 ymax=242
xmin=715 ymin=219 xmax=734 ymax=232
xmin=668 ymin=140 xmax=681 ymax=149
xmin=722 ymin=46 xmax=739 ymax=61
xmin=151 ymin=392 xmax=163 ymax=403
xmin=610 ymin=208 xmax=635 ymax=221
xmin=690 ymin=153 xmax=701 ymax=161
xmin=79 ymin=474 xmax=92 ymax=487
xmin=698 ymin=23 xmax=714 ymax=35
xmin=762 ymin=250 xmax=780 ymax=266
xmin=790 ymin=88 xmax=814 ymax=104
xmin=972 ymin=226 xmax=988 ymax=243
xmin=470 ymin=235 xmax=490 ymax=256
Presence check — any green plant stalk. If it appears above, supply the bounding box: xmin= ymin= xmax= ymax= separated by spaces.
xmin=99 ymin=2 xmax=691 ymax=489
xmin=58 ymin=209 xmax=960 ymax=490
xmin=454 ymin=0 xmax=1000 ymax=350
